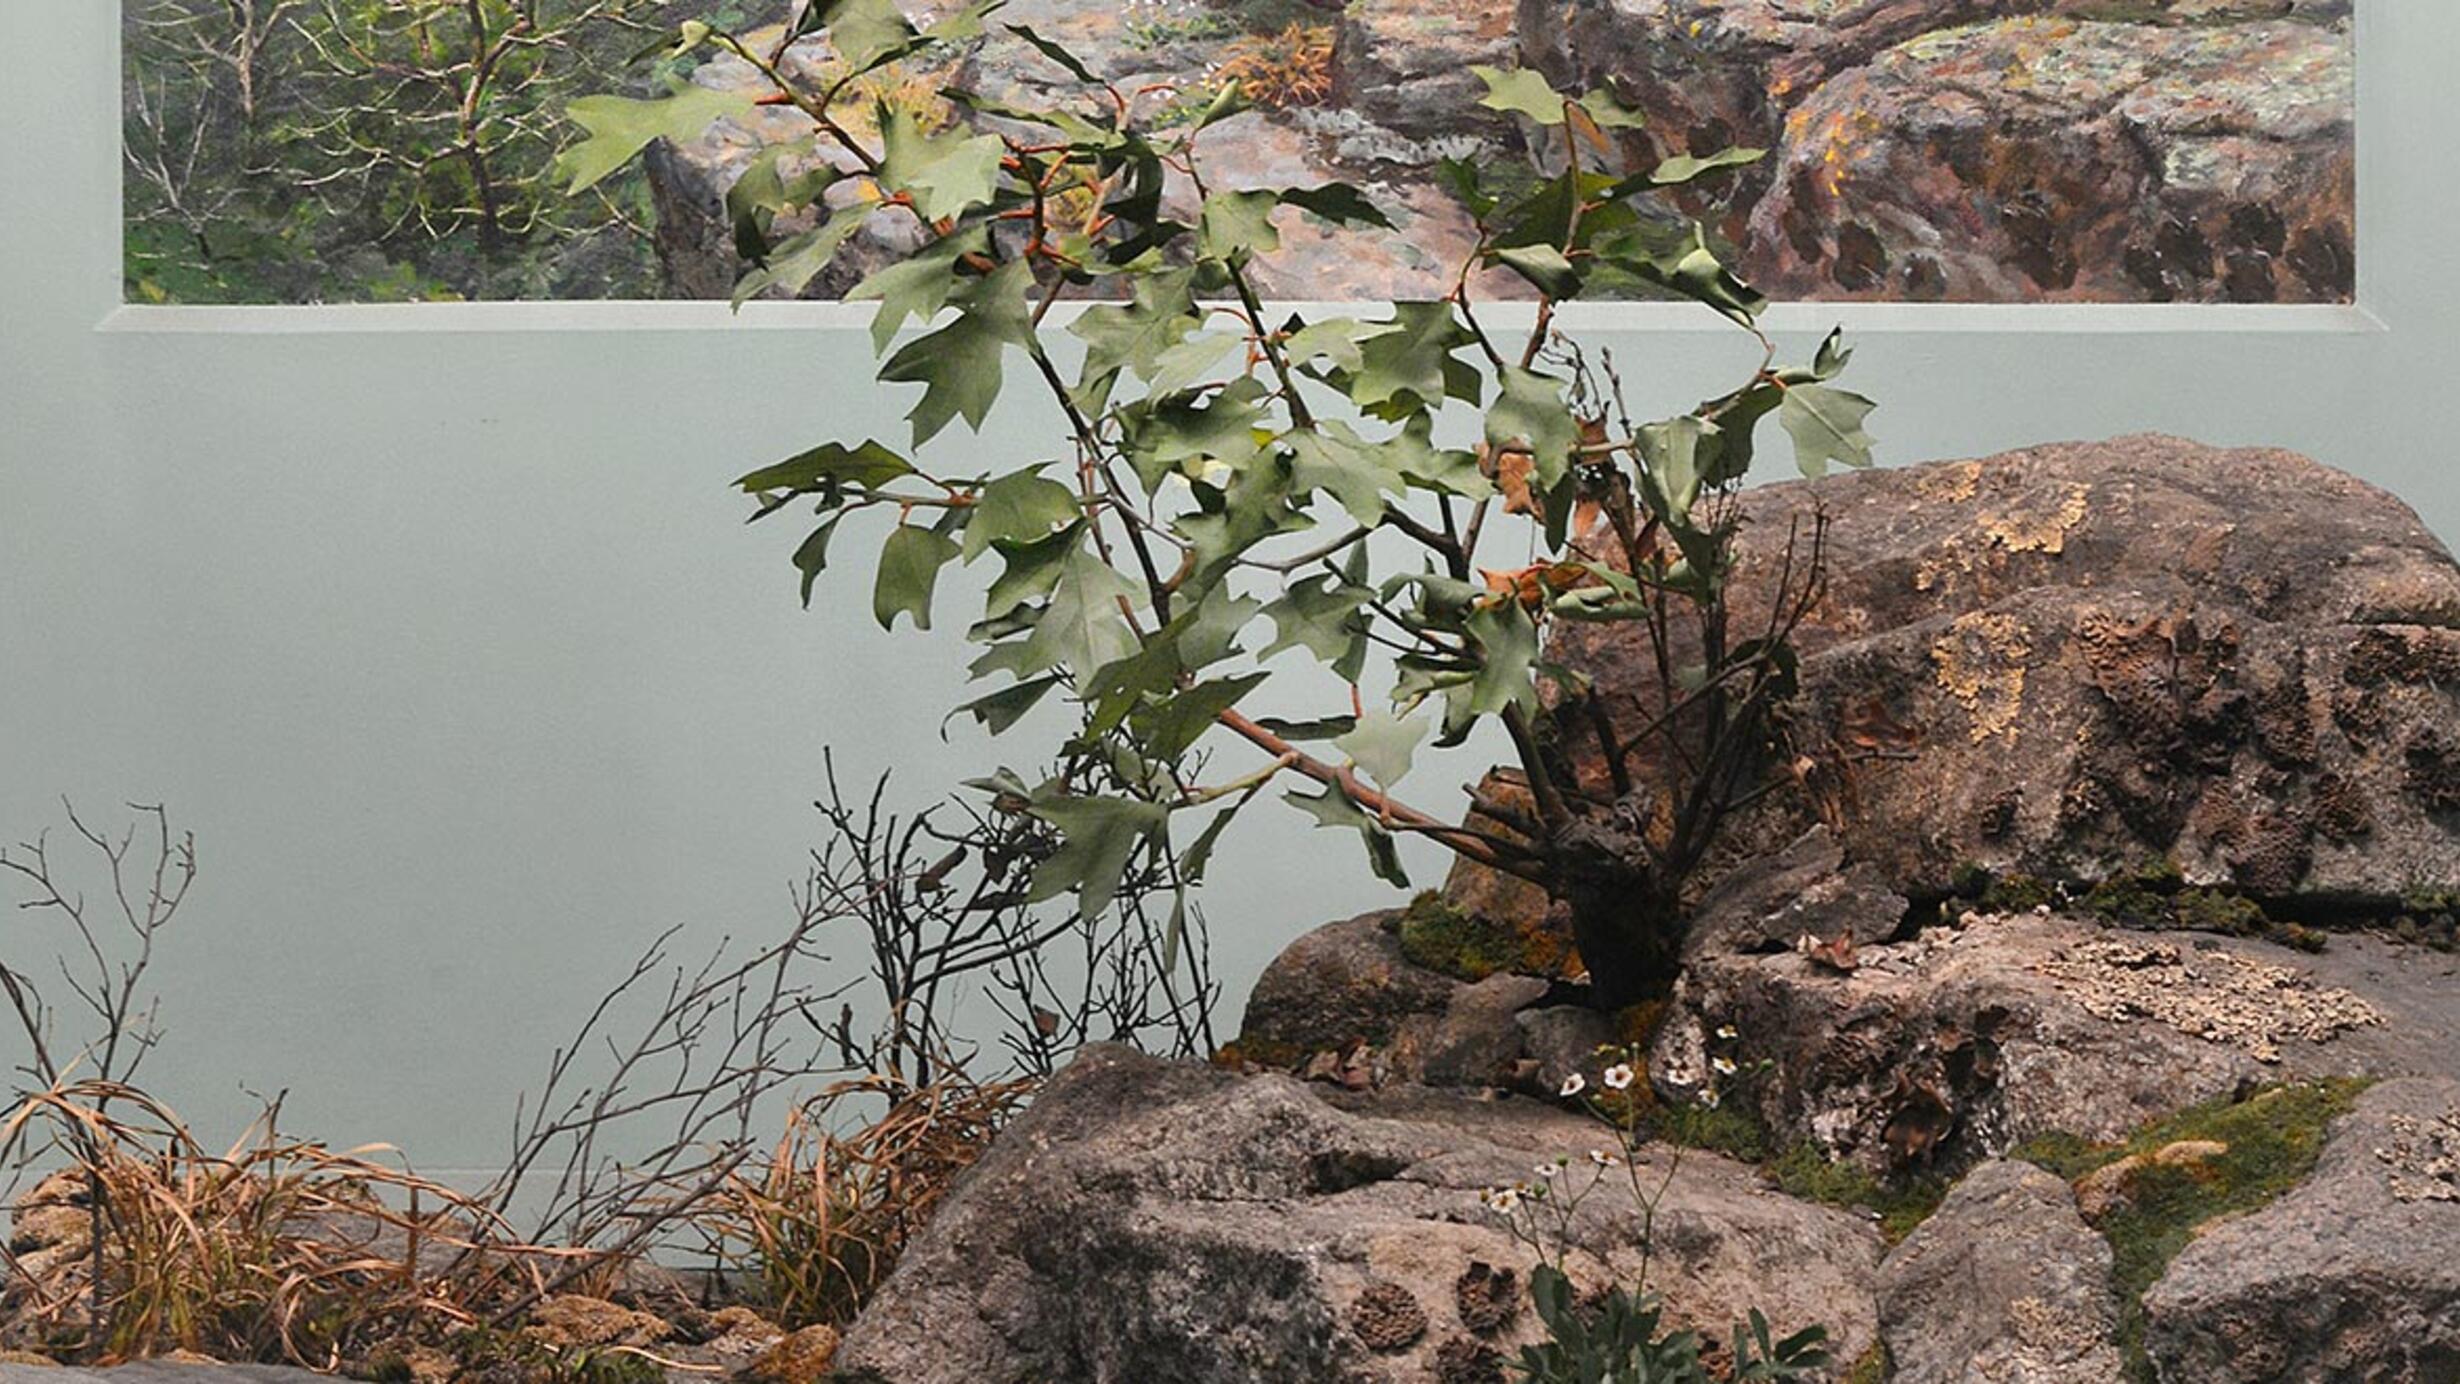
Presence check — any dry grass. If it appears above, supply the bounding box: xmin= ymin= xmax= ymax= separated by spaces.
xmin=695 ymin=1073 xmax=1032 ymax=1330
xmin=1214 ymin=24 xmax=1334 ymax=109
xmin=1 ymin=1078 xmax=536 ymax=1368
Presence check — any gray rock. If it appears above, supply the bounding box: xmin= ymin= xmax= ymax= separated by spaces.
xmin=1331 ymin=0 xmax=1517 ymax=147
xmin=1651 ymin=909 xmax=2417 ymax=1172
xmin=1744 ymin=18 xmax=2356 ymax=302
xmin=834 ymin=1045 xmax=1881 ymax=1382
xmin=2140 ymin=1077 xmax=2460 ymax=1383
xmin=1514 ymin=2 xmax=2354 ymax=303
xmin=1397 ymin=972 xmax=1554 ymax=1089
xmin=1514 ymin=1005 xmax=1619 ymax=1094
xmin=1681 ymin=826 xmax=1907 ymax=962
xmin=1877 ymin=1160 xmax=2124 ymax=1384
xmin=1549 ymin=437 xmax=2460 ymax=912
xmin=1236 ymin=911 xmax=1454 ymax=1056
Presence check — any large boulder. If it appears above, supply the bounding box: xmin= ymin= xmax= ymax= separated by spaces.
xmin=2139 ymin=1077 xmax=2460 ymax=1382
xmin=1548 ymin=436 xmax=2460 ymax=912
xmin=1744 ymin=17 xmax=2356 ymax=301
xmin=832 ymin=1045 xmax=1882 ymax=1382
xmin=1876 ymin=1160 xmax=2124 ymax=1383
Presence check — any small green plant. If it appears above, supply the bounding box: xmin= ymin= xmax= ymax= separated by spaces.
xmin=566 ymin=14 xmax=1877 ymax=1011
xmin=1480 ymin=1048 xmax=1830 ymax=1382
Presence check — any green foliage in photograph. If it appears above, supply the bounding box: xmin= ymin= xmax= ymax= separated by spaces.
xmin=121 ymin=0 xmax=724 ymax=302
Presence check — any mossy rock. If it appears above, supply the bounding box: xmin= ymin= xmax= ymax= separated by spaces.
xmin=2012 ymin=1078 xmax=2372 ymax=1380
xmin=1953 ymin=860 xmax=2330 ymax=951
xmin=1393 ymin=890 xmax=1574 ymax=982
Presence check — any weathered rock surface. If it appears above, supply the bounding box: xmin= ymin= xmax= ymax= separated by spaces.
xmin=638 ymin=1 xmax=2352 ymax=302
xmin=2140 ymin=1077 xmax=2460 ymax=1382
xmin=1235 ymin=911 xmax=1577 ymax=1092
xmin=1651 ymin=907 xmax=2455 ymax=1172
xmin=1746 ymin=17 xmax=2356 ymax=301
xmin=833 ymin=1044 xmax=1881 ymax=1382
xmin=1552 ymin=436 xmax=2460 ymax=911
xmin=1331 ymin=0 xmax=1517 ymax=148
xmin=0 ymin=1368 xmax=332 ymax=1382
xmin=1877 ymin=1159 xmax=2124 ymax=1383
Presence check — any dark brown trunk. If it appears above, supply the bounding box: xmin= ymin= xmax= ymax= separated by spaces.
xmin=1550 ymin=818 xmax=1686 ymax=1011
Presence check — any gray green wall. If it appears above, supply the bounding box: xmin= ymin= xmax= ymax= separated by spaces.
xmin=1 ymin=2 xmax=2445 ymax=1170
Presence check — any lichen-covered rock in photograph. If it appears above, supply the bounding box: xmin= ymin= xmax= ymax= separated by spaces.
xmin=1742 ymin=17 xmax=2355 ymax=301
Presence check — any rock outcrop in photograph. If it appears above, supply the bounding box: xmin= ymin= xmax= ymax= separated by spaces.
xmin=120 ymin=0 xmax=2355 ymax=303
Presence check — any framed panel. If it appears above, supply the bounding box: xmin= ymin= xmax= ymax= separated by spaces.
xmin=111 ymin=0 xmax=2362 ymax=317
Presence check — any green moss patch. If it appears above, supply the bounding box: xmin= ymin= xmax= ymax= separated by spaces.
xmin=1951 ymin=861 xmax=2329 ymax=951
xmin=2012 ymin=1078 xmax=2372 ymax=1380
xmin=1654 ymin=1108 xmax=1947 ymax=1246
xmin=1840 ymin=1341 xmax=1890 ymax=1384
xmin=1394 ymin=889 xmax=1574 ymax=981
xmin=1763 ymin=1145 xmax=1948 ymax=1246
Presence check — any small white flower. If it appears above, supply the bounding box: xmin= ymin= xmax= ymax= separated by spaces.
xmin=1699 ymin=1087 xmax=1722 ymax=1110
xmin=1602 ymin=1064 xmax=1636 ymax=1091
xmin=1559 ymin=1073 xmax=1588 ymax=1098
xmin=1482 ymin=1185 xmax=1522 ymax=1213
xmin=1715 ymin=1024 xmax=1739 ymax=1041
xmin=1535 ymin=1162 xmax=1560 ymax=1178
xmin=1587 ymin=1149 xmax=1622 ymax=1168
xmin=1711 ymin=1056 xmax=1739 ymax=1077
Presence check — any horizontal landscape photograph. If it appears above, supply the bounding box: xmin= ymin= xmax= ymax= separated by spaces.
xmin=121 ymin=0 xmax=2358 ymax=305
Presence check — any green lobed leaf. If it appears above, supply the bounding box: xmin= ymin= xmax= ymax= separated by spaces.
xmin=824 ymin=0 xmax=921 ymax=71
xmin=1348 ymin=302 xmax=1465 ymax=415
xmin=963 ymin=467 xmax=1081 ymax=561
xmin=878 ymin=105 xmax=1005 ymax=223
xmin=1197 ymin=189 xmax=1282 ymax=263
xmin=1020 ymin=544 xmax=1144 ymax=681
xmin=1333 ymin=708 xmax=1426 ymax=789
xmin=878 ymin=258 xmax=1034 ymax=444
xmin=1575 ymin=88 xmax=1648 ymax=130
xmin=873 ymin=523 xmax=961 ymax=630
xmin=791 ymin=516 xmax=842 ymax=608
xmin=1465 ymin=599 xmax=1541 ymax=718
xmin=1259 ymin=572 xmax=1373 ymax=665
xmin=1276 ymin=184 xmax=1395 ymax=230
xmin=1132 ymin=672 xmax=1269 ymax=761
xmin=738 ymin=439 xmax=913 ymax=495
xmin=1285 ymin=782 xmax=1409 ymax=887
xmin=1778 ymin=382 xmax=1878 ymax=477
xmin=949 ymin=673 xmax=1063 ymax=734
xmin=561 ymin=83 xmax=756 ymax=194
xmin=1027 ymin=792 xmax=1170 ymax=920
xmin=732 ymin=201 xmax=874 ymax=306
xmin=850 ymin=226 xmax=990 ymax=354
xmin=1642 ymin=145 xmax=1766 ymax=188
xmin=1005 ymin=22 xmax=1102 ymax=84
xmin=1487 ymin=367 xmax=1579 ymax=490
xmin=1471 ymin=66 xmax=1570 ymax=125
xmin=1637 ymin=414 xmax=1715 ymax=529
xmin=1493 ymin=244 xmax=1582 ymax=299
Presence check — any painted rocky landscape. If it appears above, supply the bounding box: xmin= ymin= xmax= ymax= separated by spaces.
xmin=125 ymin=0 xmax=2355 ymax=303
xmin=9 ymin=436 xmax=2460 ymax=1382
